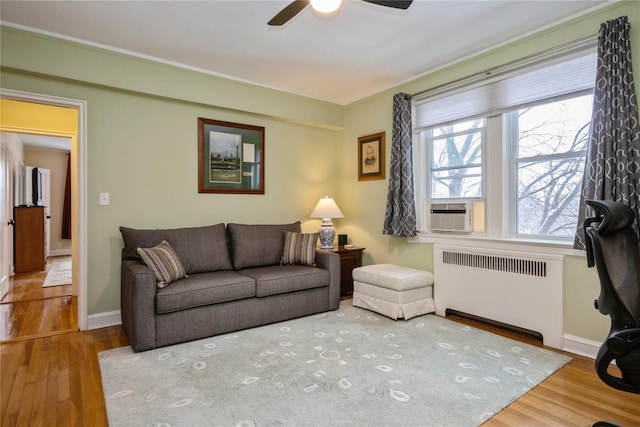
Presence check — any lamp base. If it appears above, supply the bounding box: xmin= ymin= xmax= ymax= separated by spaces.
xmin=318 ymin=218 xmax=336 ymax=249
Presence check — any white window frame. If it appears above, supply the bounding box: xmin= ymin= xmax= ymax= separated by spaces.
xmin=505 ymin=95 xmax=591 ymax=239
xmin=426 ymin=119 xmax=486 ymax=203
xmin=410 ymin=39 xmax=597 ymax=252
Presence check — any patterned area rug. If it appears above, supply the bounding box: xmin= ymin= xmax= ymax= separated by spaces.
xmin=42 ymin=256 xmax=71 ymax=287
xmin=99 ymin=302 xmax=571 ymax=427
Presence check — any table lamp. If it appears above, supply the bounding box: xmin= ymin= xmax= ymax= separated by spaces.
xmin=310 ymin=196 xmax=344 ymax=249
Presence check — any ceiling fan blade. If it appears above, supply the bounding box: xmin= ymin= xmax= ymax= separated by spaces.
xmin=268 ymin=0 xmax=310 ymax=26
xmin=361 ymin=0 xmax=413 ymax=10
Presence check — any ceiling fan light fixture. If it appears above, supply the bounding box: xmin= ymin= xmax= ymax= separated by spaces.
xmin=310 ymin=0 xmax=342 ymax=14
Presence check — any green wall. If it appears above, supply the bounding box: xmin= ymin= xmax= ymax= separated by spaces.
xmin=1 ymin=27 xmax=344 ymax=316
xmin=1 ymin=1 xmax=639 ymax=346
xmin=339 ymin=1 xmax=639 ymax=344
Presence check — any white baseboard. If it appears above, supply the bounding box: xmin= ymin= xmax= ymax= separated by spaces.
xmin=50 ymin=249 xmax=72 ymax=257
xmin=84 ymin=313 xmax=605 ymax=358
xmin=563 ymin=333 xmax=602 ymax=359
xmin=88 ymin=310 xmax=122 ymax=330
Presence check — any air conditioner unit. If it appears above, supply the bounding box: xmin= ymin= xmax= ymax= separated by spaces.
xmin=430 ymin=202 xmax=473 ymax=232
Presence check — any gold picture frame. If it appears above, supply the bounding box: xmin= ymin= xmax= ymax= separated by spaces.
xmin=358 ymin=131 xmax=385 ymax=181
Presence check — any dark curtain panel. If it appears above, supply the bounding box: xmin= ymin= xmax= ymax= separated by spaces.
xmin=61 ymin=153 xmax=72 ymax=239
xmin=383 ymin=93 xmax=417 ymax=237
xmin=574 ymin=15 xmax=640 ymax=249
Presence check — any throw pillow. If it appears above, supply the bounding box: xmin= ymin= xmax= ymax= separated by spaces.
xmin=119 ymin=224 xmax=233 ymax=273
xmin=137 ymin=240 xmax=188 ymax=288
xmin=280 ymin=231 xmax=319 ymax=266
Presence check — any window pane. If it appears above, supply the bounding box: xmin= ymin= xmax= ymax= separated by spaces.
xmin=513 ymin=93 xmax=592 ymax=238
xmin=517 ymin=94 xmax=592 ymax=158
xmin=516 ymin=157 xmax=585 ymax=237
xmin=432 ymin=118 xmax=484 ymax=137
xmin=431 ymin=131 xmax=482 ymax=170
xmin=428 ymin=118 xmax=484 ymax=200
xmin=431 ymin=167 xmax=482 ymax=198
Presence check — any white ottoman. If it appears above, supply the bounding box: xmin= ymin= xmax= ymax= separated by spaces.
xmin=352 ymin=264 xmax=434 ymax=320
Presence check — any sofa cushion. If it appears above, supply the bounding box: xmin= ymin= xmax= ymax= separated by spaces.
xmin=281 ymin=231 xmax=318 ymax=266
xmin=239 ymin=265 xmax=329 ymax=297
xmin=137 ymin=240 xmax=187 ymax=288
xmin=155 ymin=271 xmax=256 ymax=314
xmin=120 ymin=224 xmax=232 ymax=274
xmin=227 ymin=222 xmax=301 ymax=269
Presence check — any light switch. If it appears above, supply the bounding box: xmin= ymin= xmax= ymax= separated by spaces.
xmin=99 ymin=192 xmax=110 ymax=205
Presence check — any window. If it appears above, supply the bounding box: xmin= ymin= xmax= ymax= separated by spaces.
xmin=428 ymin=119 xmax=484 ymax=199
xmin=510 ymin=95 xmax=592 ymax=238
xmin=413 ymin=42 xmax=597 ymax=243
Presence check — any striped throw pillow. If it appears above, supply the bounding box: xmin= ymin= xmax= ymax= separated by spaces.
xmin=137 ymin=240 xmax=187 ymax=288
xmin=281 ymin=231 xmax=319 ymax=266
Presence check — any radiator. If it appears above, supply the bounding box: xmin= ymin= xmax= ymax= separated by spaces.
xmin=434 ymin=244 xmax=564 ymax=349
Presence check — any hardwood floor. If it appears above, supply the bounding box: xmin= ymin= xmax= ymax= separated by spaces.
xmin=448 ymin=314 xmax=640 ymax=426
xmin=1 ymin=257 xmax=77 ymax=343
xmin=1 ymin=326 xmax=129 ymax=427
xmin=1 ymin=294 xmax=639 ymax=426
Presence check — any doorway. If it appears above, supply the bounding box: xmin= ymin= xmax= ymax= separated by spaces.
xmin=1 ymin=132 xmax=75 ymax=341
xmin=0 ymin=89 xmax=87 ymax=334
xmin=0 ymin=144 xmax=9 ymax=300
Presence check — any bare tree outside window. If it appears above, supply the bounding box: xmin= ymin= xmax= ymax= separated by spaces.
xmin=424 ymin=93 xmax=592 ymax=238
xmin=514 ymin=94 xmax=592 ymax=237
xmin=430 ymin=119 xmax=484 ymax=199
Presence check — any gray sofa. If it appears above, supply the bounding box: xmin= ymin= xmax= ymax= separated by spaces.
xmin=120 ymin=221 xmax=340 ymax=352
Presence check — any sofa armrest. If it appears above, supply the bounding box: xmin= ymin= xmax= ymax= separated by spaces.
xmin=121 ymin=259 xmax=158 ymax=351
xmin=315 ymin=249 xmax=341 ymax=310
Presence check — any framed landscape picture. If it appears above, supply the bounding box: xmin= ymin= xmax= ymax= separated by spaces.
xmin=198 ymin=118 xmax=265 ymax=194
xmin=358 ymin=131 xmax=385 ymax=181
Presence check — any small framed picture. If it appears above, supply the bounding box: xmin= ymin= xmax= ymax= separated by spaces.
xmin=198 ymin=118 xmax=265 ymax=194
xmin=358 ymin=131 xmax=385 ymax=181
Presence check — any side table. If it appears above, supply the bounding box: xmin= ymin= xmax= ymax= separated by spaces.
xmin=332 ymin=246 xmax=365 ymax=295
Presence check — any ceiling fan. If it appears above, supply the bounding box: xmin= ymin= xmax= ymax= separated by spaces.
xmin=268 ymin=0 xmax=413 ymax=26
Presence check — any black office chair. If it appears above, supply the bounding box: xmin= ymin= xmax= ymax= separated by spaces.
xmin=583 ymin=199 xmax=640 ymax=427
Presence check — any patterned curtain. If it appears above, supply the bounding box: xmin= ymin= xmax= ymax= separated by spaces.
xmin=574 ymin=15 xmax=640 ymax=249
xmin=383 ymin=93 xmax=417 ymax=237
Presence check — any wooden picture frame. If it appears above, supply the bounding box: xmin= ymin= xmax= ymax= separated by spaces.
xmin=358 ymin=131 xmax=385 ymax=181
xmin=198 ymin=118 xmax=265 ymax=194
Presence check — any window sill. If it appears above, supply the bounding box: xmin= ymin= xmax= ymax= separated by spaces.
xmin=408 ymin=231 xmax=586 ymax=257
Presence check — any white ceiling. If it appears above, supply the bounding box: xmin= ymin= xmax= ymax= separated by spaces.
xmin=17 ymin=133 xmax=71 ymax=152
xmin=1 ymin=0 xmax=607 ymax=105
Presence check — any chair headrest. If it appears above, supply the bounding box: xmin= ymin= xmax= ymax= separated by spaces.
xmin=585 ymin=200 xmax=636 ymax=235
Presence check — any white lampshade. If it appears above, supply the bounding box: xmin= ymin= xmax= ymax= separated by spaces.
xmin=310 ymin=0 xmax=342 ymax=13
xmin=310 ymin=197 xmax=344 ymax=219
xmin=310 ymin=197 xmax=344 ymax=249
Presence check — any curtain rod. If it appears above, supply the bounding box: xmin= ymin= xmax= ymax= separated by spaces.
xmin=409 ymin=33 xmax=599 ymax=99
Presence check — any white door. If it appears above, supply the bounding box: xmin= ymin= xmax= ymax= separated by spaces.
xmin=0 ymin=145 xmax=10 ymax=300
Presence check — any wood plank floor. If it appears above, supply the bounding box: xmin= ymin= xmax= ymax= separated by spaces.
xmin=1 ymin=257 xmax=77 ymax=343
xmin=1 ymin=294 xmax=639 ymax=426
xmin=450 ymin=314 xmax=640 ymax=426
